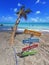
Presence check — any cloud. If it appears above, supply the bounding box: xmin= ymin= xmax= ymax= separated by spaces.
xmin=42 ymin=1 xmax=46 ymax=4
xmin=18 ymin=3 xmax=22 ymax=6
xmin=46 ymin=16 xmax=49 ymax=21
xmin=46 ymin=16 xmax=49 ymax=19
xmin=0 ymin=16 xmax=15 ymax=22
xmin=31 ymin=16 xmax=49 ymax=23
xmin=35 ymin=0 xmax=46 ymax=4
xmin=36 ymin=11 xmax=41 ymax=14
xmin=10 ymin=8 xmax=17 ymax=13
xmin=31 ymin=17 xmax=41 ymax=22
xmin=31 ymin=17 xmax=39 ymax=22
xmin=14 ymin=8 xmax=17 ymax=12
xmin=35 ymin=0 xmax=40 ymax=4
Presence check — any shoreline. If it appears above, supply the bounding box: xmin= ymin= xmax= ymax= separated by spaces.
xmin=0 ymin=28 xmax=49 ymax=33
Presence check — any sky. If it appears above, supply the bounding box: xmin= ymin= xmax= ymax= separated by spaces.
xmin=0 ymin=0 xmax=49 ymax=24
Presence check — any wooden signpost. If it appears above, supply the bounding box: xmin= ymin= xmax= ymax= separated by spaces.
xmin=24 ymin=29 xmax=41 ymax=36
xmin=17 ymin=49 xmax=38 ymax=58
xmin=22 ymin=38 xmax=39 ymax=44
xmin=17 ymin=29 xmax=41 ymax=58
xmin=22 ymin=44 xmax=38 ymax=51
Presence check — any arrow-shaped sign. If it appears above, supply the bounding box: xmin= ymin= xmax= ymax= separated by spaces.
xmin=22 ymin=44 xmax=38 ymax=51
xmin=22 ymin=38 xmax=39 ymax=44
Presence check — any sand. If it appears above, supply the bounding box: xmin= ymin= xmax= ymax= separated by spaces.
xmin=0 ymin=31 xmax=49 ymax=65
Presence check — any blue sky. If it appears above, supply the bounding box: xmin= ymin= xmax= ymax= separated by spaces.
xmin=0 ymin=0 xmax=49 ymax=24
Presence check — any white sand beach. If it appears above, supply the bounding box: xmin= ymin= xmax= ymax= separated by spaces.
xmin=0 ymin=31 xmax=49 ymax=65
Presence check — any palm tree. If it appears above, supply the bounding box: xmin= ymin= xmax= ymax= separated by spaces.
xmin=10 ymin=6 xmax=32 ymax=44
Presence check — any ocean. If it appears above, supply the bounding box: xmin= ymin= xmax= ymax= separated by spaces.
xmin=0 ymin=23 xmax=49 ymax=32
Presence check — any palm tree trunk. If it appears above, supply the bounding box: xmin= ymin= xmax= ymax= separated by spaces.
xmin=10 ymin=16 xmax=20 ymax=44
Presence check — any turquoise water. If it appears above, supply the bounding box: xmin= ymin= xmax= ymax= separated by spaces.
xmin=18 ymin=23 xmax=49 ymax=30
xmin=0 ymin=23 xmax=49 ymax=30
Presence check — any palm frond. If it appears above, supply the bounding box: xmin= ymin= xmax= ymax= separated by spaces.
xmin=16 ymin=11 xmax=19 ymax=14
xmin=25 ymin=9 xmax=32 ymax=14
xmin=20 ymin=5 xmax=25 ymax=10
xmin=23 ymin=13 xmax=27 ymax=20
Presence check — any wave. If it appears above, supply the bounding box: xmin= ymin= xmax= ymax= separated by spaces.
xmin=17 ymin=28 xmax=49 ymax=32
xmin=0 ymin=26 xmax=49 ymax=33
